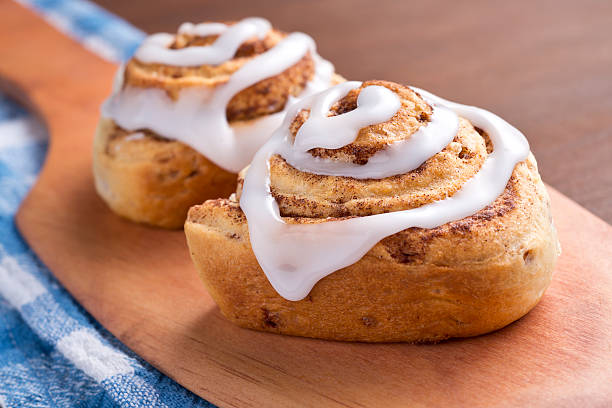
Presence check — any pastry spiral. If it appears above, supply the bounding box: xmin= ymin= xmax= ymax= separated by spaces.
xmin=93 ymin=18 xmax=341 ymax=228
xmin=185 ymin=80 xmax=560 ymax=342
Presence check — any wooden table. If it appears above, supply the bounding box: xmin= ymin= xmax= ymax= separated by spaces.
xmin=94 ymin=0 xmax=612 ymax=223
xmin=3 ymin=2 xmax=611 ymax=407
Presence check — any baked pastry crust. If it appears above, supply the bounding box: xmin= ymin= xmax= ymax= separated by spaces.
xmin=185 ymin=81 xmax=560 ymax=342
xmin=93 ymin=118 xmax=236 ymax=228
xmin=124 ymin=28 xmax=316 ymax=120
xmin=186 ymin=156 xmax=558 ymax=342
xmin=94 ymin=21 xmax=342 ymax=228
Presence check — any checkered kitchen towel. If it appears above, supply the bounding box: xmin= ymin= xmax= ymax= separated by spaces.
xmin=0 ymin=1 xmax=215 ymax=406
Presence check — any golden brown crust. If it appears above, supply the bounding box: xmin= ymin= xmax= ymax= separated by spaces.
xmin=225 ymin=54 xmax=315 ymax=122
xmin=264 ymin=117 xmax=486 ymax=218
xmin=185 ymin=156 xmax=559 ymax=342
xmin=96 ymin=21 xmax=343 ymax=228
xmin=184 ymin=79 xmax=560 ymax=342
xmin=93 ymin=118 xmax=236 ymax=229
xmin=124 ymin=26 xmax=315 ymax=121
xmin=94 ymin=71 xmax=345 ymax=228
xmin=236 ymin=81 xmax=489 ymax=218
xmin=291 ymin=80 xmax=432 ymax=164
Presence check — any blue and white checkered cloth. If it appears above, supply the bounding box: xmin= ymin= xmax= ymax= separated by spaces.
xmin=0 ymin=1 xmax=216 ymax=406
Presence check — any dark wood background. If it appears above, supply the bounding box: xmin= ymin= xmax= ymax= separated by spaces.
xmin=94 ymin=0 xmax=612 ymax=223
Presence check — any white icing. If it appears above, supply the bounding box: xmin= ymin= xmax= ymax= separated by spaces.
xmin=135 ymin=18 xmax=271 ymax=66
xmin=293 ymin=82 xmax=400 ymax=151
xmin=239 ymin=84 xmax=530 ymax=301
xmin=279 ymin=82 xmax=459 ymax=179
xmin=111 ymin=63 xmax=125 ymax=92
xmin=102 ymin=19 xmax=334 ymax=173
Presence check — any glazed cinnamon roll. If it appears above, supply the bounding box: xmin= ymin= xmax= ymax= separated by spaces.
xmin=94 ymin=18 xmax=342 ymax=228
xmin=185 ymin=80 xmax=560 ymax=342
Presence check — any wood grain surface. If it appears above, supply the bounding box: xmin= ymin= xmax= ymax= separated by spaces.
xmin=2 ymin=2 xmax=612 ymax=407
xmin=94 ymin=0 xmax=612 ymax=224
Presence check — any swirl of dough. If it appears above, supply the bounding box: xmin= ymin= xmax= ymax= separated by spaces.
xmin=238 ymin=81 xmax=489 ymax=218
xmin=184 ymin=79 xmax=559 ymax=342
xmin=94 ymin=18 xmax=341 ymax=228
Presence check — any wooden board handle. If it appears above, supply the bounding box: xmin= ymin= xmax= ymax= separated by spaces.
xmin=0 ymin=1 xmax=116 ymax=124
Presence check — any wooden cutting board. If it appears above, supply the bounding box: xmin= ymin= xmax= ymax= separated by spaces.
xmin=2 ymin=2 xmax=611 ymax=407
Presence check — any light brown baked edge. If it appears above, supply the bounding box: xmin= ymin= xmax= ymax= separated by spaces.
xmin=184 ymin=155 xmax=560 ymax=342
xmin=93 ymin=117 xmax=236 ymax=229
xmin=93 ymin=74 xmax=345 ymax=229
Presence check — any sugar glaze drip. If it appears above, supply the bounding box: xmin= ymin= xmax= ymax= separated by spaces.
xmin=239 ymin=83 xmax=530 ymax=301
xmin=135 ymin=18 xmax=271 ymax=66
xmin=279 ymin=82 xmax=459 ymax=179
xmin=102 ymin=18 xmax=334 ymax=173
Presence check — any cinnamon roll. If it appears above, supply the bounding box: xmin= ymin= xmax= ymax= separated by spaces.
xmin=185 ymin=80 xmax=560 ymax=342
xmin=94 ymin=18 xmax=342 ymax=228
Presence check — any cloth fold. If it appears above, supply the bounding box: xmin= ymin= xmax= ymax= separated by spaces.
xmin=0 ymin=1 xmax=214 ymax=406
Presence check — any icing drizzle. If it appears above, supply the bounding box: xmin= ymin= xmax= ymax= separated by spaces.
xmin=102 ymin=18 xmax=334 ymax=173
xmin=239 ymin=83 xmax=530 ymax=301
xmin=135 ymin=18 xmax=271 ymax=66
xmin=279 ymin=82 xmax=459 ymax=179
